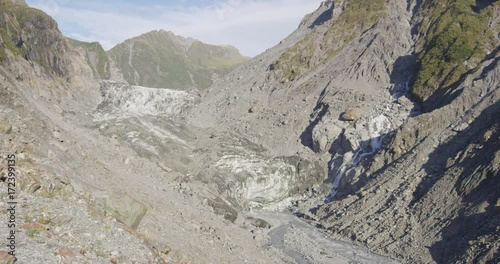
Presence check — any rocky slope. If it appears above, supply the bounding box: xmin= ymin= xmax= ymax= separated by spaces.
xmin=108 ymin=30 xmax=248 ymax=90
xmin=0 ymin=1 xmax=282 ymax=263
xmin=0 ymin=0 xmax=499 ymax=263
xmin=188 ymin=0 xmax=500 ymax=263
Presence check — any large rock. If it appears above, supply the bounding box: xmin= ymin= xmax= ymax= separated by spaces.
xmin=0 ymin=122 xmax=12 ymax=134
xmin=341 ymin=108 xmax=364 ymax=121
xmin=312 ymin=121 xmax=343 ymax=153
xmin=0 ymin=251 xmax=15 ymax=264
xmin=105 ymin=193 xmax=147 ymax=229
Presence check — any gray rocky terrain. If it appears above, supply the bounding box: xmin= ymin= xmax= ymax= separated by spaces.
xmin=0 ymin=0 xmax=499 ymax=263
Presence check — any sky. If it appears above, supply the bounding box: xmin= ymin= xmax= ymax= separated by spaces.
xmin=25 ymin=0 xmax=322 ymax=57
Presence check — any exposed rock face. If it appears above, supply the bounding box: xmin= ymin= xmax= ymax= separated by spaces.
xmin=66 ymin=38 xmax=112 ymax=80
xmin=0 ymin=0 xmax=67 ymax=75
xmin=313 ymin=56 xmax=500 ymax=263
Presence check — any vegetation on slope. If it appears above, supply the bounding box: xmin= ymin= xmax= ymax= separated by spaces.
xmin=271 ymin=0 xmax=386 ymax=82
xmin=108 ymin=30 xmax=248 ymax=89
xmin=412 ymin=0 xmax=498 ymax=100
xmin=67 ymin=38 xmax=111 ymax=79
xmin=0 ymin=0 xmax=68 ymax=75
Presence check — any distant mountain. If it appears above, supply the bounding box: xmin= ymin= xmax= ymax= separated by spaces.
xmin=108 ymin=30 xmax=248 ymax=89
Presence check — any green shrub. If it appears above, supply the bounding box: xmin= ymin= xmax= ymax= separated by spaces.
xmin=272 ymin=0 xmax=386 ymax=82
xmin=412 ymin=0 xmax=498 ymax=100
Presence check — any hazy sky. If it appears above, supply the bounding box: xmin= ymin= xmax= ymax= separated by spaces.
xmin=25 ymin=0 xmax=322 ymax=56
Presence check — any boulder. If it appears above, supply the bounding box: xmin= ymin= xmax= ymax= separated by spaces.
xmin=0 ymin=122 xmax=12 ymax=134
xmin=207 ymin=197 xmax=238 ymax=223
xmin=397 ymin=96 xmax=411 ymax=106
xmin=105 ymin=193 xmax=147 ymax=229
xmin=0 ymin=251 xmax=15 ymax=264
xmin=110 ymin=134 xmax=120 ymax=146
xmin=246 ymin=217 xmax=271 ymax=229
xmin=312 ymin=122 xmax=343 ymax=153
xmin=54 ymin=247 xmax=74 ymax=263
xmin=341 ymin=108 xmax=364 ymax=121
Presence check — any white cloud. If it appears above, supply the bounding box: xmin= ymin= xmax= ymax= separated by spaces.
xmin=26 ymin=0 xmax=322 ymax=56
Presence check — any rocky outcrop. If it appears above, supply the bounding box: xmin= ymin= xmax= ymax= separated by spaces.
xmin=313 ymin=57 xmax=500 ymax=263
xmin=0 ymin=0 xmax=68 ymax=75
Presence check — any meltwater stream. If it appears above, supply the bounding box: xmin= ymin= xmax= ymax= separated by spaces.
xmin=258 ymin=212 xmax=401 ymax=264
xmin=325 ymin=114 xmax=392 ymax=201
xmin=326 ymin=79 xmax=413 ymax=201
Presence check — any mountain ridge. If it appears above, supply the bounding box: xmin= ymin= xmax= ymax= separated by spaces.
xmin=107 ymin=29 xmax=248 ymax=90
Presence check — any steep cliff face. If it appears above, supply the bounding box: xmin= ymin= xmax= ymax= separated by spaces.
xmin=108 ymin=30 xmax=248 ymax=90
xmin=302 ymin=2 xmax=500 ymax=263
xmin=0 ymin=0 xmax=67 ymax=75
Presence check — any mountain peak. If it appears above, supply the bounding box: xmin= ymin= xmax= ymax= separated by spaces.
xmin=108 ymin=30 xmax=248 ymax=89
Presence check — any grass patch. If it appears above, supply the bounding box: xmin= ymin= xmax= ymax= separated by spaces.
xmin=272 ymin=0 xmax=386 ymax=82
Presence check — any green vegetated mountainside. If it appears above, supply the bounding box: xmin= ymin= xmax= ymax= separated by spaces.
xmin=66 ymin=38 xmax=111 ymax=79
xmin=412 ymin=0 xmax=499 ymax=101
xmin=108 ymin=30 xmax=248 ymax=89
xmin=271 ymin=0 xmax=499 ymax=104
